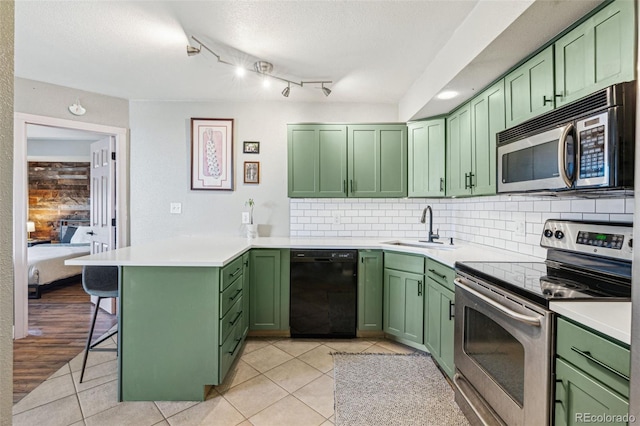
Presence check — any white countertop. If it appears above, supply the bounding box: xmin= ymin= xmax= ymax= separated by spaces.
xmin=66 ymin=236 xmax=538 ymax=268
xmin=68 ymin=236 xmax=629 ymax=344
xmin=549 ymin=301 xmax=631 ymax=345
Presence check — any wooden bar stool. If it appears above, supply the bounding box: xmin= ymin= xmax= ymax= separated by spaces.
xmin=80 ymin=265 xmax=118 ymax=383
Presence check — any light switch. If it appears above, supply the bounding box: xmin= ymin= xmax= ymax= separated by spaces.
xmin=241 ymin=212 xmax=251 ymax=224
xmin=170 ymin=203 xmax=182 ymax=214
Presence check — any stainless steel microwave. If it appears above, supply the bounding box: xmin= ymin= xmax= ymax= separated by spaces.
xmin=497 ymin=81 xmax=635 ymax=194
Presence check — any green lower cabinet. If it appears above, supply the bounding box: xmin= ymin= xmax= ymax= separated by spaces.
xmin=554 ymin=358 xmax=629 ymax=426
xmin=383 ymin=268 xmax=424 ymax=344
xmin=357 ymin=250 xmax=383 ymax=331
xmin=241 ymin=251 xmax=250 ymax=336
xmin=424 ymin=278 xmax=455 ymax=378
xmin=120 ymin=266 xmax=221 ymax=401
xmin=249 ymin=249 xmax=290 ymax=331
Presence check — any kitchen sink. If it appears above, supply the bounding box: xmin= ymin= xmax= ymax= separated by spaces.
xmin=383 ymin=240 xmax=458 ymax=250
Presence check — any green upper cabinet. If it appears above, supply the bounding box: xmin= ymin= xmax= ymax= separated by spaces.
xmin=470 ymin=80 xmax=506 ymax=196
xmin=287 ymin=124 xmax=347 ymax=198
xmin=555 ymin=0 xmax=635 ymax=107
xmin=357 ymin=250 xmax=383 ymax=331
xmin=446 ymin=103 xmax=472 ymax=197
xmin=347 ymin=124 xmax=408 ymax=198
xmin=504 ymin=46 xmax=555 ymax=128
xmin=408 ymin=119 xmax=445 ymax=197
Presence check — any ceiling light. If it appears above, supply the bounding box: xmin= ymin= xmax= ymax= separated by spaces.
xmin=322 ymin=83 xmax=331 ymax=97
xmin=186 ymin=45 xmax=201 ymax=56
xmin=282 ymin=84 xmax=290 ymax=98
xmin=437 ymin=90 xmax=458 ymax=100
xmin=187 ymin=35 xmax=332 ymax=97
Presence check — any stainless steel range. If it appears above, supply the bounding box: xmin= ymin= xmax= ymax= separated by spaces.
xmin=453 ymin=219 xmax=632 ymax=426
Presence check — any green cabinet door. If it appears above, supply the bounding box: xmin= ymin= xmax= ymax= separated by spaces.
xmin=383 ymin=268 xmax=424 ymax=344
xmin=446 ymin=103 xmax=472 ymax=197
xmin=241 ymin=251 xmax=250 ymax=336
xmin=357 ymin=250 xmax=383 ymax=331
xmin=425 ymin=278 xmax=455 ymax=378
xmin=555 ymin=358 xmax=629 ymax=426
xmin=249 ymin=249 xmax=282 ymax=330
xmin=348 ymin=124 xmax=407 ymax=198
xmin=470 ymin=80 xmax=505 ymax=196
xmin=408 ymin=119 xmax=445 ymax=197
xmin=555 ymin=0 xmax=635 ymax=107
xmin=504 ymin=46 xmax=555 ymax=127
xmin=287 ymin=124 xmax=347 ymax=198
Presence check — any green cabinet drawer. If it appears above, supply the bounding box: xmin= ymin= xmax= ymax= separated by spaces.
xmin=556 ymin=317 xmax=630 ymax=398
xmin=220 ymin=276 xmax=243 ymax=318
xmin=384 ymin=252 xmax=424 ymax=274
xmin=219 ymin=319 xmax=244 ymax=380
xmin=221 ymin=257 xmax=244 ymax=291
xmin=220 ymin=297 xmax=243 ymax=345
xmin=425 ymin=259 xmax=455 ymax=292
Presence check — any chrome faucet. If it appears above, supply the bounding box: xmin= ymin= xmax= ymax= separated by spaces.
xmin=420 ymin=206 xmax=441 ymax=243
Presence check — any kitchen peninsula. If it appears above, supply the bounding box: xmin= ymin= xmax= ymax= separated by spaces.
xmin=67 ymin=236 xmax=631 ymax=402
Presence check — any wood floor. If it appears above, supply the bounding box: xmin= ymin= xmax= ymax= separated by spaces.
xmin=13 ymin=278 xmax=118 ymax=404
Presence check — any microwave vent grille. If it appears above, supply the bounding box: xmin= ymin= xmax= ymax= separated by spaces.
xmin=498 ymin=89 xmax=610 ymax=144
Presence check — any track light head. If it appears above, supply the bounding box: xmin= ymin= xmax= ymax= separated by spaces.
xmin=322 ymin=84 xmax=332 ymax=97
xmin=282 ymin=85 xmax=290 ymax=97
xmin=254 ymin=61 xmax=273 ymax=75
xmin=186 ymin=45 xmax=201 ymax=56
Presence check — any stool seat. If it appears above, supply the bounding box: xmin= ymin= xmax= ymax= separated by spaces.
xmin=80 ymin=265 xmax=119 ymax=383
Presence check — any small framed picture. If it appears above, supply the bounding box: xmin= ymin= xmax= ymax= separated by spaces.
xmin=243 ymin=141 xmax=260 ymax=154
xmin=244 ymin=161 xmax=260 ymax=184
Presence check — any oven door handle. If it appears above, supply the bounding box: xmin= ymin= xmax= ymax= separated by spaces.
xmin=558 ymin=123 xmax=574 ymax=188
xmin=454 ymin=278 xmax=542 ymax=327
xmin=453 ymin=373 xmax=507 ymax=426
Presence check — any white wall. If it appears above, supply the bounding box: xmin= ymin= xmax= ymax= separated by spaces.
xmin=0 ymin=1 xmax=13 ymax=422
xmin=129 ymin=100 xmax=398 ymax=244
xmin=291 ymin=195 xmax=634 ymax=259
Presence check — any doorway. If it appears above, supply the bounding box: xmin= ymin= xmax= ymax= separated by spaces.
xmin=14 ymin=113 xmax=129 ymax=339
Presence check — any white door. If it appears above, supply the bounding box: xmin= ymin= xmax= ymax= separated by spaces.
xmin=90 ymin=137 xmax=117 ymax=313
xmin=90 ymin=137 xmax=116 ymax=253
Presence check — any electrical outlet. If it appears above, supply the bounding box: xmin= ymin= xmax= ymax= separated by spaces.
xmin=514 ymin=219 xmax=526 ymax=236
xmin=241 ymin=212 xmax=251 ymax=224
xmin=170 ymin=203 xmax=182 ymax=214
xmin=332 ymin=212 xmax=341 ymax=225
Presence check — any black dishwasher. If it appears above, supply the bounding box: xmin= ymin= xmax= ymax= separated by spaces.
xmin=290 ymin=250 xmax=357 ymax=338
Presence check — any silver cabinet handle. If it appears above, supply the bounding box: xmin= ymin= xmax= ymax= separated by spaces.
xmin=418 ymin=280 xmax=423 ymax=296
xmin=439 ymin=177 xmax=444 ymax=192
xmin=570 ymin=346 xmax=630 ymax=381
xmin=428 ymin=268 xmax=447 ymax=281
xmin=454 ymin=278 xmax=541 ymax=327
xmin=449 ymin=301 xmax=454 ymax=321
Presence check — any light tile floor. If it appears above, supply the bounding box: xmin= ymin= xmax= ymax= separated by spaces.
xmin=13 ymin=336 xmax=419 ymax=426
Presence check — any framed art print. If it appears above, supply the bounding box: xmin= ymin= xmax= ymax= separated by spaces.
xmin=191 ymin=118 xmax=234 ymax=190
xmin=243 ymin=141 xmax=260 ymax=154
xmin=244 ymin=161 xmax=260 ymax=184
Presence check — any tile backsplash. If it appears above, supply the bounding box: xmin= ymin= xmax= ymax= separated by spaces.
xmin=289 ymin=195 xmax=634 ymax=258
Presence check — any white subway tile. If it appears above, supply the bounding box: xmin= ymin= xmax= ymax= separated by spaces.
xmin=365 ymin=217 xmax=379 ymax=224
xmin=582 ymin=213 xmax=610 ymax=222
xmin=626 ymin=199 xmax=635 ymax=214
xmin=570 ymin=199 xmax=595 ymax=213
xmin=525 ymin=212 xmax=542 ymax=223
xmin=551 ymin=200 xmax=571 ymax=213
xmin=609 ymin=214 xmax=633 ymax=222
xmin=533 ymin=200 xmax=551 ymax=212
xmin=560 ymin=212 xmax=583 ymax=220
xmin=311 ymin=217 xmax=324 ymax=224
xmin=518 ymin=201 xmax=534 ymax=211
xmin=352 ymin=217 xmax=365 ymax=224
xmin=298 ymin=217 xmax=311 ymax=224
xmin=317 ymin=224 xmax=331 ymax=231
xmin=595 ymin=199 xmax=625 ymax=214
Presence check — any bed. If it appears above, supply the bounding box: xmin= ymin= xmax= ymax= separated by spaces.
xmin=27 ymin=219 xmax=91 ymax=298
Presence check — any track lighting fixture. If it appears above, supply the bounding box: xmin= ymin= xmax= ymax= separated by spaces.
xmin=187 ymin=36 xmax=332 ymax=97
xmin=321 ymin=83 xmax=332 ymax=97
xmin=186 ymin=45 xmax=201 ymax=56
xmin=282 ymin=83 xmax=290 ymax=98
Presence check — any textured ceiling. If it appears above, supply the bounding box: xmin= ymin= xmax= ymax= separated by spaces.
xmin=15 ymin=1 xmax=603 ymax=119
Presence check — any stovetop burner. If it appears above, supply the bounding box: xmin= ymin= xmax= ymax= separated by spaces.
xmin=455 ymin=219 xmax=633 ymax=308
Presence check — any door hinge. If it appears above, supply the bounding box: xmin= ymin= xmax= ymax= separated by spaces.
xmin=111 ymin=152 xmax=116 ymax=161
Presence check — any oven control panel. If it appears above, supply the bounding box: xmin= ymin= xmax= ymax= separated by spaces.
xmin=540 ymin=219 xmax=632 ymax=261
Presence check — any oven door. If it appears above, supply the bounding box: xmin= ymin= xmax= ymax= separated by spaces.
xmin=453 ymin=275 xmax=553 ymax=426
xmin=497 ymin=124 xmax=575 ymax=193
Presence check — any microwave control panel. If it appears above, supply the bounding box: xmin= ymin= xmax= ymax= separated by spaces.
xmin=576 ymin=111 xmax=609 ymax=186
